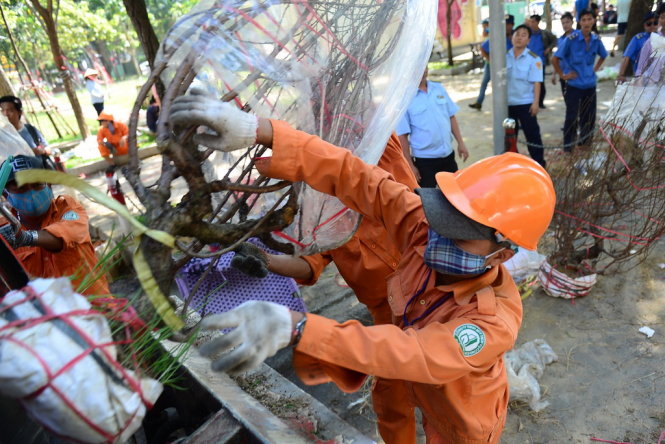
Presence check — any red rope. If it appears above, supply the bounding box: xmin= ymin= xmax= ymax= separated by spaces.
xmin=273 ymin=206 xmax=352 ymax=248
xmin=1 ymin=284 xmax=156 ymax=442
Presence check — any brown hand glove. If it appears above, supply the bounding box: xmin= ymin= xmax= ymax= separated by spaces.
xmin=230 ymin=242 xmax=269 ymax=278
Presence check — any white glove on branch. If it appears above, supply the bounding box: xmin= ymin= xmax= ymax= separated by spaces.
xmin=198 ymin=300 xmax=292 ymax=375
xmin=170 ymin=88 xmax=258 ymax=152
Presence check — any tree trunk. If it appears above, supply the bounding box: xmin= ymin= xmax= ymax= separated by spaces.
xmin=0 ymin=65 xmax=15 ymax=97
xmin=122 ymin=0 xmax=160 ymax=70
xmin=1 ymin=4 xmax=62 ymax=138
xmin=545 ymin=0 xmax=552 ymax=32
xmin=446 ymin=0 xmax=454 ymax=66
xmin=624 ymin=0 xmax=654 ymax=51
xmin=28 ymin=0 xmax=89 ymax=139
xmin=45 ymin=21 xmax=89 ymax=138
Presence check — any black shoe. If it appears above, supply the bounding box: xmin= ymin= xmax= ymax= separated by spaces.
xmin=540 ymin=104 xmax=547 ymax=109
xmin=610 ymin=50 xmax=615 ymax=57
xmin=468 ymin=103 xmax=482 ymax=110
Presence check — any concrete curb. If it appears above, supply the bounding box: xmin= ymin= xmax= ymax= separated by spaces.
xmin=67 ymin=145 xmax=161 ymax=176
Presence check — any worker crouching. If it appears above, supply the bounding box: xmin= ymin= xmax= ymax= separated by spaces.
xmin=0 ymin=155 xmax=109 ymax=296
xmin=96 ymin=112 xmax=129 ymax=166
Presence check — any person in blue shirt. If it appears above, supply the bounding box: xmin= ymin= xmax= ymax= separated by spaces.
xmin=551 ymin=9 xmax=607 ymax=152
xmin=526 ymin=15 xmax=556 ymax=108
xmin=551 ymin=12 xmax=575 ymax=96
xmin=468 ymin=14 xmax=514 ymax=111
xmin=397 ymin=68 xmax=469 ymax=187
xmin=617 ymin=12 xmax=659 ymax=82
xmin=506 ymin=25 xmax=546 ymax=168
xmin=146 ymin=96 xmax=160 ymax=133
xmin=575 ymin=0 xmax=590 ymax=22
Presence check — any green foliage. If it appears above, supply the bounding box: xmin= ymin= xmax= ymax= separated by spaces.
xmin=0 ymin=0 xmax=198 ymax=82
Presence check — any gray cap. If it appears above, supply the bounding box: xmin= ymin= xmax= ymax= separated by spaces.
xmin=415 ymin=187 xmax=497 ymax=241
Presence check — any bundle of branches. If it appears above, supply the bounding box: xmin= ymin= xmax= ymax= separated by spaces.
xmin=545 ymin=91 xmax=665 ymax=282
xmin=122 ymin=0 xmax=436 ymax=304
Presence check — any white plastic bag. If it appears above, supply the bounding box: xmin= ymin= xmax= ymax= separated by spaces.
xmin=538 ymin=260 xmax=597 ymax=299
xmin=0 ymin=278 xmax=162 ymax=443
xmin=505 ymin=339 xmax=558 ymax=411
xmin=503 ymin=247 xmax=546 ymax=283
xmin=157 ymin=0 xmax=438 ymax=255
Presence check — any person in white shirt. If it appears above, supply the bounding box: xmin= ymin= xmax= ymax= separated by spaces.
xmin=84 ymin=68 xmax=105 ymax=115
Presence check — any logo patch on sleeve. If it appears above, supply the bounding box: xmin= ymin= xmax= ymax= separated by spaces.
xmin=62 ymin=210 xmax=80 ymax=221
xmin=453 ymin=324 xmax=486 ymax=357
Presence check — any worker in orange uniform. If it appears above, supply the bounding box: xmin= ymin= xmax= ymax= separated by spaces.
xmin=170 ymin=89 xmax=556 ymax=443
xmin=231 ymin=133 xmax=419 ymax=442
xmin=0 ymin=155 xmax=109 ymax=296
xmin=96 ymin=112 xmax=129 ymax=165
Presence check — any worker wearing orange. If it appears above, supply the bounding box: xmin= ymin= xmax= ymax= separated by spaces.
xmin=231 ymin=133 xmax=419 ymax=442
xmin=171 ymin=89 xmax=556 ymax=443
xmin=0 ymin=156 xmax=109 ymax=296
xmin=96 ymin=112 xmax=129 ymax=165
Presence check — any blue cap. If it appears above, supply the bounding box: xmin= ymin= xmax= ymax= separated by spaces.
xmin=644 ymin=11 xmax=657 ymax=22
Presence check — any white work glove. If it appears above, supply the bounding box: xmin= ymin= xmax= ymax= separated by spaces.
xmin=198 ymin=300 xmax=292 ymax=375
xmin=169 ymin=88 xmax=258 ymax=152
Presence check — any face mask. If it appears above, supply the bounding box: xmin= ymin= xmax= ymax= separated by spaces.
xmin=424 ymin=228 xmax=503 ymax=276
xmin=6 ymin=186 xmax=53 ymax=217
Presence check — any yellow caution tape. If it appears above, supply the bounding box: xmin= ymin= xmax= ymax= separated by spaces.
xmin=133 ymin=244 xmax=184 ymax=330
xmin=17 ymin=170 xmax=175 ymax=247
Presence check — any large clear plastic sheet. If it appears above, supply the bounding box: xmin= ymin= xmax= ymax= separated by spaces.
xmin=155 ymin=0 xmax=437 ymax=255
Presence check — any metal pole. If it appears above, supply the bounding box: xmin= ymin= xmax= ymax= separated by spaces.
xmin=488 ymin=0 xmax=507 ymax=155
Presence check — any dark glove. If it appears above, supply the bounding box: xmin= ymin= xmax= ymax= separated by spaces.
xmin=230 ymin=242 xmax=269 ymax=278
xmin=103 ymin=140 xmax=117 ymax=155
xmin=0 ymin=225 xmax=37 ymax=249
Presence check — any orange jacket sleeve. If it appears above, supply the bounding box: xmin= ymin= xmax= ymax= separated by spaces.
xmin=296 ymin=252 xmax=333 ymax=286
xmin=116 ymin=121 xmax=129 ymax=138
xmin=41 ymin=196 xmax=91 ymax=248
xmin=295 ymin=302 xmax=519 ymax=388
xmin=259 ymin=120 xmax=427 ymax=255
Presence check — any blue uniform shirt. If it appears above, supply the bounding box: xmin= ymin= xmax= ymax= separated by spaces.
xmin=481 ymin=37 xmax=513 ymax=55
xmin=528 ymin=32 xmax=546 ymax=63
xmin=396 ymin=81 xmax=459 ymax=158
xmin=556 ymin=33 xmax=572 ymax=74
xmin=507 ymin=48 xmax=544 ymax=106
xmin=554 ymin=30 xmax=608 ymax=89
xmin=575 ymin=0 xmax=589 ymax=21
xmin=624 ymin=32 xmax=651 ymax=73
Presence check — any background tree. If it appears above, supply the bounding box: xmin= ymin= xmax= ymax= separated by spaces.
xmin=0 ymin=2 xmax=63 ymax=137
xmin=0 ymin=64 xmax=15 ymax=96
xmin=25 ymin=0 xmax=89 ymax=138
xmin=122 ymin=0 xmax=160 ymax=70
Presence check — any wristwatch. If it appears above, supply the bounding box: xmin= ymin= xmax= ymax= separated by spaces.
xmin=290 ymin=314 xmax=307 ymax=347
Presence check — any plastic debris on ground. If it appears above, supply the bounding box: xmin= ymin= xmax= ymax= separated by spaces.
xmin=596 ymin=62 xmax=619 ymax=81
xmin=538 ymin=260 xmax=597 ymax=299
xmin=505 ymin=339 xmax=558 ymax=412
xmin=503 ymin=247 xmax=546 ymax=283
xmin=639 ymin=326 xmax=655 ymax=338
xmin=0 ymin=278 xmax=162 ymax=443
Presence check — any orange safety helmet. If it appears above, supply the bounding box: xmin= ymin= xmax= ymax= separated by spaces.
xmin=97 ymin=112 xmax=114 ymax=122
xmin=435 ymin=152 xmax=555 ymax=250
